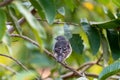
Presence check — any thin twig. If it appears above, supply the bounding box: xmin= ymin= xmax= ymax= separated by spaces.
xmin=0 ymin=0 xmax=13 ymax=7
xmin=85 ymin=72 xmax=98 ymax=78
xmin=0 ymin=63 xmax=17 ymax=74
xmin=96 ymin=53 xmax=103 ymax=65
xmin=37 ymin=18 xmax=79 ymax=26
xmin=77 ymin=61 xmax=95 ymax=71
xmin=0 ymin=54 xmax=28 ymax=71
xmin=10 ymin=34 xmax=82 ymax=77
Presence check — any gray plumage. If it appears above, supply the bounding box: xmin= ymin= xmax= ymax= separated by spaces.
xmin=53 ymin=36 xmax=72 ymax=62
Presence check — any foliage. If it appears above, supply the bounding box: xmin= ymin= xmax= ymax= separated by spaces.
xmin=0 ymin=0 xmax=120 ymax=80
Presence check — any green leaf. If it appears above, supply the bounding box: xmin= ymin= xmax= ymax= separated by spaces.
xmin=69 ymin=34 xmax=84 ymax=54
xmin=14 ymin=1 xmax=46 ymax=49
xmin=15 ymin=70 xmax=37 ymax=80
xmin=64 ymin=24 xmax=72 ymax=39
xmin=112 ymin=0 xmax=120 ymax=8
xmin=91 ymin=19 xmax=120 ymax=29
xmin=116 ymin=9 xmax=120 ymax=18
xmin=30 ymin=53 xmax=54 ymax=68
xmin=30 ymin=0 xmax=45 ymax=19
xmin=8 ymin=6 xmax=22 ymax=35
xmin=0 ymin=9 xmax=6 ymax=41
xmin=103 ymin=7 xmax=115 ymax=19
xmin=118 ymin=31 xmax=120 ymax=46
xmin=98 ymin=0 xmax=110 ymax=5
xmin=64 ymin=0 xmax=75 ymax=11
xmin=38 ymin=0 xmax=56 ymax=24
xmin=99 ymin=61 xmax=120 ymax=80
xmin=81 ymin=18 xmax=100 ymax=54
xmin=107 ymin=29 xmax=120 ymax=60
xmin=2 ymin=33 xmax=12 ymax=55
xmin=100 ymin=32 xmax=110 ymax=66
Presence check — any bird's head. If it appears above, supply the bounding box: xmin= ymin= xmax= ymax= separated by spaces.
xmin=55 ymin=36 xmax=66 ymax=41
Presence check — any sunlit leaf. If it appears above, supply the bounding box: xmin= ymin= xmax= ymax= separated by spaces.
xmin=81 ymin=18 xmax=100 ymax=54
xmin=112 ymin=0 xmax=120 ymax=8
xmin=83 ymin=2 xmax=94 ymax=11
xmin=69 ymin=34 xmax=84 ymax=54
xmin=2 ymin=33 xmax=12 ymax=55
xmin=38 ymin=0 xmax=56 ymax=24
xmin=99 ymin=61 xmax=120 ymax=80
xmin=107 ymin=29 xmax=120 ymax=60
xmin=98 ymin=0 xmax=110 ymax=5
xmin=0 ymin=9 xmax=6 ymax=41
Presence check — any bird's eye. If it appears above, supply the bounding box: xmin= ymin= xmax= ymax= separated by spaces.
xmin=58 ymin=47 xmax=61 ymax=49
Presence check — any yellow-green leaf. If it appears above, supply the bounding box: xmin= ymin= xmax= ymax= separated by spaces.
xmin=0 ymin=9 xmax=6 ymax=41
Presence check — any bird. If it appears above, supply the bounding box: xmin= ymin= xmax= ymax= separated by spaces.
xmin=53 ymin=36 xmax=72 ymax=62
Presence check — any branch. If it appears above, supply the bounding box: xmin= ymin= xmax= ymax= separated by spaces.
xmin=10 ymin=34 xmax=102 ymax=79
xmin=61 ymin=72 xmax=98 ymax=79
xmin=0 ymin=0 xmax=13 ymax=7
xmin=0 ymin=63 xmax=17 ymax=74
xmin=7 ymin=9 xmax=36 ymax=34
xmin=61 ymin=54 xmax=103 ymax=79
xmin=0 ymin=54 xmax=28 ymax=71
xmin=61 ymin=62 xmax=96 ymax=79
xmin=10 ymin=34 xmax=82 ymax=77
xmin=77 ymin=61 xmax=95 ymax=71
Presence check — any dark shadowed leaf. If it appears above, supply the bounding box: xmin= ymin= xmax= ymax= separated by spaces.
xmin=0 ymin=9 xmax=6 ymax=41
xmin=107 ymin=29 xmax=120 ymax=60
xmin=81 ymin=18 xmax=100 ymax=54
xmin=69 ymin=34 xmax=84 ymax=54
xmin=103 ymin=7 xmax=115 ymax=19
xmin=30 ymin=0 xmax=45 ymax=19
xmin=38 ymin=0 xmax=56 ymax=24
xmin=91 ymin=19 xmax=120 ymax=29
xmin=99 ymin=61 xmax=120 ymax=80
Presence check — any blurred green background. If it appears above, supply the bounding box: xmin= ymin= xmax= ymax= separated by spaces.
xmin=0 ymin=0 xmax=120 ymax=80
